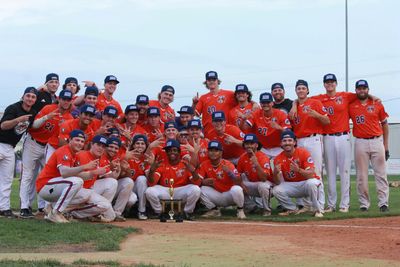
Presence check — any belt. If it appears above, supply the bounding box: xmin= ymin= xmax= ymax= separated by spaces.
xmin=31 ymin=136 xmax=46 ymax=147
xmin=304 ymin=133 xmax=318 ymax=138
xmin=323 ymin=131 xmax=349 ymax=136
xmin=359 ymin=136 xmax=381 ymax=140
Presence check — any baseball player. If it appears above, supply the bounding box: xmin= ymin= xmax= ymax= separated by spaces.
xmin=33 ymin=73 xmax=59 ymax=112
xmin=149 ymin=85 xmax=176 ymax=123
xmin=19 ymin=89 xmax=74 ymax=218
xmin=199 ymin=140 xmax=246 ymax=219
xmin=96 ymin=75 xmax=123 ymax=115
xmin=145 ymin=139 xmax=201 ymax=220
xmin=228 ymin=84 xmax=257 ymax=134
xmin=272 ymin=130 xmax=324 ymax=217
xmin=349 ymin=80 xmax=390 ymax=212
xmin=237 ymin=134 xmax=273 ymax=216
xmin=187 ymin=119 xmax=209 ymax=165
xmin=0 ymin=87 xmax=37 ymax=218
xmin=71 ymin=86 xmax=102 ymax=119
xmin=92 ymin=105 xmax=119 ymax=135
xmin=175 ymin=106 xmax=195 ymax=130
xmin=135 ymin=94 xmax=150 ymax=126
xmin=143 ymin=107 xmax=164 ymax=143
xmin=117 ymin=104 xmax=147 ymax=152
xmin=63 ymin=77 xmax=80 ymax=97
xmin=271 ymin=83 xmax=293 ymax=114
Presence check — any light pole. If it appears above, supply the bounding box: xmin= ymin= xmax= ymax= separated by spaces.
xmin=345 ymin=0 xmax=349 ymax=92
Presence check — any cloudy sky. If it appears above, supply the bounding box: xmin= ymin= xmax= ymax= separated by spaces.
xmin=0 ymin=0 xmax=399 ymax=121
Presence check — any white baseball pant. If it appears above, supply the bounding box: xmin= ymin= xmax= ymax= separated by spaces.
xmin=113 ymin=177 xmax=134 ymax=216
xmin=0 ymin=142 xmax=15 ymax=210
xmin=243 ymin=180 xmax=273 ymax=211
xmin=45 ymin=144 xmax=57 ymax=163
xmin=126 ymin=175 xmax=148 ymax=213
xmin=261 ymin=147 xmax=283 ymax=160
xmin=70 ymin=190 xmax=115 ymax=221
xmin=200 ymin=185 xmax=244 ymax=209
xmin=145 ymin=184 xmax=201 ymax=213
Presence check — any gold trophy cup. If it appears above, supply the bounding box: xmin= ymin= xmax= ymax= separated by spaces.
xmin=160 ymin=178 xmax=183 ymax=222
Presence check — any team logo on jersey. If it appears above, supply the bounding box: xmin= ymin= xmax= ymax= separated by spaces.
xmin=302 ymin=105 xmax=311 ymax=112
xmin=271 ymin=117 xmax=277 ymax=122
xmin=14 ymin=121 xmax=29 ymax=135
xmin=335 ymin=96 xmax=343 ymax=104
xmin=139 ymin=162 xmax=145 ymax=171
xmin=284 ymin=118 xmax=290 ymax=125
xmin=176 ymin=168 xmax=185 ymax=177
xmin=61 ymin=127 xmax=66 ymax=133
xmin=239 ymin=132 xmax=245 ymax=138
xmin=130 ymin=169 xmax=136 ymax=177
xmin=307 ymin=157 xmax=313 ymax=163
xmin=263 ymin=162 xmax=270 ymax=169
xmin=216 ymin=170 xmax=224 ymax=179
xmin=63 ymin=155 xmax=69 ymax=161
xmin=367 ymin=106 xmax=375 ymax=113
xmin=199 ymin=148 xmax=207 ymax=157
xmin=217 ymin=95 xmax=225 ymax=104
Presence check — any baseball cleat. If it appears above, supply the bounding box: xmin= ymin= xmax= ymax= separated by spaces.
xmin=201 ymin=208 xmax=221 ymax=218
xmin=138 ymin=212 xmax=148 ymax=220
xmin=237 ymin=209 xmax=246 ymax=219
xmin=45 ymin=210 xmax=69 ymax=223
xmin=262 ymin=210 xmax=272 ymax=217
xmin=20 ymin=208 xmax=34 ymax=219
xmin=379 ymin=205 xmax=389 ymax=212
xmin=184 ymin=212 xmax=195 ymax=221
xmin=297 ymin=206 xmax=312 ymax=214
xmin=114 ymin=215 xmax=127 ymax=222
xmin=278 ymin=209 xmax=298 ymax=216
xmin=314 ymin=211 xmax=324 ymax=218
xmin=338 ymin=207 xmax=349 ymax=213
xmin=324 ymin=207 xmax=335 ymax=213
xmin=0 ymin=209 xmax=16 ymax=218
xmin=360 ymin=207 xmax=368 ymax=212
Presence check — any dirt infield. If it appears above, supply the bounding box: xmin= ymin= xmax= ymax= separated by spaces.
xmin=1 ymin=217 xmax=400 ymax=266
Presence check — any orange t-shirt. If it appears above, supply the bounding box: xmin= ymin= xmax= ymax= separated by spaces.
xmin=247 ymin=108 xmax=291 ymax=148
xmin=273 ymin=148 xmax=319 ymax=182
xmin=148 ymin=100 xmax=175 ymax=123
xmin=151 ymin=161 xmax=199 ymax=187
xmin=198 ymin=159 xmax=238 ymax=193
xmin=96 ymin=92 xmax=123 ymax=115
xmin=291 ymin=98 xmax=327 ymax=138
xmin=228 ymin=103 xmax=254 ymax=134
xmin=237 ymin=151 xmax=273 ymax=183
xmin=52 ymin=118 xmax=95 ymax=148
xmin=206 ymin=124 xmax=245 ymax=159
xmin=29 ymin=104 xmax=73 ymax=144
xmin=36 ymin=145 xmax=77 ymax=192
xmin=127 ymin=156 xmax=149 ymax=181
xmin=349 ymin=99 xmax=389 ymax=138
xmin=312 ymin=92 xmax=357 ymax=134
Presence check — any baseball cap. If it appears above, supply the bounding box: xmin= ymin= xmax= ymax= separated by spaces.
xmin=281 ymin=129 xmax=296 ymax=140
xmin=188 ymin=119 xmax=202 ymax=129
xmin=85 ymin=86 xmax=99 ymax=97
xmin=235 ymin=84 xmax=249 ymax=93
xmin=161 ymin=85 xmax=175 ymax=95
xmin=259 ymin=92 xmax=273 ymax=103
xmin=147 ymin=107 xmax=160 ymax=116
xmin=271 ymin=83 xmax=284 ymax=91
xmin=212 ymin=111 xmax=226 ymax=122
xmin=132 ymin=134 xmax=148 ymax=144
xmin=163 ymin=139 xmax=181 ymax=150
xmin=136 ymin=94 xmax=149 ymax=104
xmin=103 ymin=106 xmax=118 ymax=117
xmin=107 ymin=136 xmax=122 ymax=147
xmin=104 ymin=75 xmax=119 ymax=84
xmin=23 ymin=87 xmax=38 ymax=96
xmin=59 ymin=89 xmax=73 ymax=100
xmin=107 ymin=127 xmax=120 ymax=136
xmin=177 ymin=106 xmax=194 ymax=115
xmin=125 ymin=104 xmax=139 ymax=114
xmin=205 ymin=71 xmax=218 ymax=80
xmin=208 ymin=140 xmax=223 ymax=151
xmin=80 ymin=104 xmax=96 ymax=115
xmin=64 ymin=77 xmax=78 ymax=85
xmin=295 ymin=79 xmax=309 ymax=88
xmin=243 ymin=133 xmax=262 ymax=150
xmin=164 ymin=121 xmax=178 ymax=130
xmin=323 ymin=73 xmax=337 ymax=83
xmin=92 ymin=135 xmax=108 ymax=146
xmin=69 ymin=129 xmax=86 ymax=139
xmin=355 ymin=79 xmax=369 ymax=88
xmin=45 ymin=73 xmax=59 ymax=83
xmin=179 ymin=126 xmax=189 ymax=134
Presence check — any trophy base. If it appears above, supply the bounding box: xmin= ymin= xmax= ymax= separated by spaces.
xmin=160 ymin=199 xmax=183 ymax=223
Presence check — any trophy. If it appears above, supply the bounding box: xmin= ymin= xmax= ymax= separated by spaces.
xmin=160 ymin=178 xmax=183 ymax=222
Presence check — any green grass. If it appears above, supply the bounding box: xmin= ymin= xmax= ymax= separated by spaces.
xmin=0 ymin=259 xmax=165 ymax=267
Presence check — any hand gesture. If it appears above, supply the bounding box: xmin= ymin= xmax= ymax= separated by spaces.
xmin=83 ymin=159 xmax=99 ymax=170
xmin=92 ymin=165 xmax=109 ymax=176
xmin=307 ymin=108 xmax=319 ymax=118
xmin=221 ymin=162 xmax=231 ymax=173
xmin=289 ymin=160 xmax=300 ymax=172
xmin=274 ymin=164 xmax=282 ymax=175
xmin=192 ymin=138 xmax=201 ymax=153
xmin=192 ymin=92 xmax=199 ymax=105
xmin=182 ymin=143 xmax=194 ymax=153
xmin=110 ymin=158 xmax=121 ymax=171
xmin=224 ymin=134 xmax=238 ymax=145
xmin=17 ymin=114 xmax=32 ymax=123
xmin=202 ymin=178 xmax=214 ymax=187
xmin=249 ymin=150 xmax=259 ymax=166
xmin=82 ymin=80 xmax=96 ymax=87
xmin=46 ymin=108 xmax=60 ymax=120
xmin=269 ymin=120 xmax=281 ymax=130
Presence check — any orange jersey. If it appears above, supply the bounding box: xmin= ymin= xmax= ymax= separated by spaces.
xmin=206 ymin=124 xmax=245 ymax=159
xmin=96 ymin=92 xmax=123 ymax=115
xmin=195 ymin=89 xmax=236 ymax=135
xmin=349 ymin=99 xmax=388 ymax=138
xmin=291 ymin=98 xmax=327 ymax=138
xmin=36 ymin=145 xmax=77 ymax=192
xmin=247 ymin=108 xmax=291 ymax=148
xmin=127 ymin=156 xmax=149 ymax=181
xmin=75 ymin=151 xmax=104 ymax=189
xmin=190 ymin=138 xmax=209 ymax=164
xmin=117 ymin=122 xmax=148 ymax=149
xmin=151 ymin=161 xmax=198 ymax=187
xmin=148 ymin=100 xmax=175 ymax=123
xmin=228 ymin=102 xmax=254 ymax=134
xmin=142 ymin=123 xmax=164 ymax=143
xmin=29 ymin=104 xmax=73 ymax=144
xmin=237 ymin=151 xmax=273 ymax=183
xmin=198 ymin=159 xmax=238 ymax=193
xmin=54 ymin=118 xmax=95 ymax=148
xmin=274 ymin=147 xmax=319 ymax=182
xmin=312 ymin=92 xmax=357 ymax=134
xmin=151 ymin=142 xmax=190 ymax=163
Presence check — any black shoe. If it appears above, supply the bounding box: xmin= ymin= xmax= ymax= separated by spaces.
xmin=184 ymin=212 xmax=195 ymax=221
xmin=20 ymin=208 xmax=34 ymax=218
xmin=0 ymin=209 xmax=16 ymax=218
xmin=379 ymin=205 xmax=389 ymax=212
xmin=360 ymin=207 xmax=368 ymax=212
xmin=297 ymin=205 xmax=304 ymax=210
xmin=38 ymin=208 xmax=44 ymax=213
xmin=276 ymin=205 xmax=285 ymax=212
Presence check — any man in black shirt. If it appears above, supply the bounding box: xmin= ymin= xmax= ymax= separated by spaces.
xmin=0 ymin=87 xmax=37 ymax=218
xmin=271 ymin=83 xmax=293 ymax=114
xmin=32 ymin=73 xmax=60 ymax=112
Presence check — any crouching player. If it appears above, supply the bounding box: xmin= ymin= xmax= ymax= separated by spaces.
xmin=272 ymin=130 xmax=324 ymax=217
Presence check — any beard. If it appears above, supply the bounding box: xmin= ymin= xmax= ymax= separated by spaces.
xmin=357 ymin=93 xmax=368 ymax=100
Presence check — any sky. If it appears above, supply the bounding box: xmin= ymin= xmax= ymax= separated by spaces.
xmin=0 ymin=0 xmax=399 ymax=121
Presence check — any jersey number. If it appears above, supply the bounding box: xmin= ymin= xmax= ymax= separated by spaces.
xmin=44 ymin=122 xmax=54 ymax=132
xmin=326 ymin=106 xmax=334 ymax=115
xmin=258 ymin=127 xmax=268 ymax=136
xmin=355 ymin=115 xmax=365 ymax=124
xmin=207 ymin=105 xmax=216 ymax=115
xmin=286 ymin=171 xmax=296 ymax=179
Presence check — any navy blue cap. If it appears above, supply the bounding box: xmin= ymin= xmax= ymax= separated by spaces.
xmin=179 ymin=126 xmax=189 ymax=133
xmin=161 ymin=85 xmax=175 ymax=95
xmin=212 ymin=111 xmax=226 ymax=122
xmin=235 ymin=84 xmax=249 ymax=93
xmin=355 ymin=79 xmax=369 ymax=88
xmin=24 ymin=87 xmax=38 ymax=96
xmin=108 ymin=127 xmax=120 ymax=136
xmin=177 ymin=106 xmax=194 ymax=115
xmin=164 ymin=121 xmax=178 ymax=130
xmin=147 ymin=107 xmax=160 ymax=116
xmin=104 ymin=75 xmax=119 ymax=84
xmin=259 ymin=92 xmax=273 ymax=103
xmin=92 ymin=135 xmax=108 ymax=146
xmin=46 ymin=73 xmax=59 ymax=83
xmin=271 ymin=83 xmax=284 ymax=91
xmin=85 ymin=86 xmax=99 ymax=97
xmin=132 ymin=134 xmax=148 ymax=144
xmin=136 ymin=94 xmax=149 ymax=104
xmin=80 ymin=104 xmax=96 ymax=115
xmin=323 ymin=73 xmax=337 ymax=83
xmin=59 ymin=89 xmax=73 ymax=100
xmin=206 ymin=71 xmax=218 ymax=80
xmin=70 ymin=129 xmax=86 ymax=139
xmin=188 ymin=119 xmax=202 ymax=129
xmin=243 ymin=133 xmax=258 ymax=143
xmin=103 ymin=106 xmax=118 ymax=117
xmin=125 ymin=104 xmax=139 ymax=114
xmin=107 ymin=136 xmax=122 ymax=147
xmin=163 ymin=139 xmax=181 ymax=150
xmin=281 ymin=129 xmax=296 ymax=140
xmin=208 ymin=140 xmax=223 ymax=151
xmin=295 ymin=79 xmax=309 ymax=88
xmin=64 ymin=77 xmax=78 ymax=85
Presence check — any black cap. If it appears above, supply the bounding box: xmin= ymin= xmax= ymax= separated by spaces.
xmin=59 ymin=89 xmax=73 ymax=100
xmin=295 ymin=79 xmax=308 ymax=88
xmin=70 ymin=129 xmax=86 ymax=139
xmin=46 ymin=73 xmax=59 ymax=83
xmin=85 ymin=86 xmax=99 ymax=97
xmin=132 ymin=134 xmax=148 ymax=145
xmin=92 ymin=135 xmax=108 ymax=146
xmin=125 ymin=104 xmax=139 ymax=114
xmin=235 ymin=84 xmax=249 ymax=93
xmin=259 ymin=92 xmax=273 ymax=103
xmin=64 ymin=77 xmax=78 ymax=85
xmin=161 ymin=85 xmax=175 ymax=95
xmin=164 ymin=121 xmax=178 ymax=130
xmin=104 ymin=75 xmax=119 ymax=84
xmin=163 ymin=139 xmax=181 ymax=150
xmin=147 ymin=107 xmax=160 ymax=116
xmin=188 ymin=119 xmax=202 ymax=129
xmin=271 ymin=83 xmax=284 ymax=91
xmin=212 ymin=111 xmax=226 ymax=122
xmin=107 ymin=137 xmax=122 ymax=147
xmin=23 ymin=87 xmax=38 ymax=96
xmin=206 ymin=71 xmax=218 ymax=80
xmin=323 ymin=73 xmax=337 ymax=83
xmin=103 ymin=106 xmax=118 ymax=117
xmin=208 ymin=140 xmax=223 ymax=151
xmin=136 ymin=94 xmax=149 ymax=104
xmin=80 ymin=104 xmax=96 ymax=115
xmin=177 ymin=106 xmax=194 ymax=115
xmin=281 ymin=129 xmax=296 ymax=140
xmin=355 ymin=80 xmax=369 ymax=88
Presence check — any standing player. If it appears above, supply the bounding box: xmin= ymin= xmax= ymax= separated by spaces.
xmin=117 ymin=104 xmax=147 ymax=152
xmin=33 ymin=73 xmax=59 ymax=112
xmin=228 ymin=84 xmax=256 ymax=134
xmin=271 ymin=83 xmax=293 ymax=114
xmin=96 ymin=75 xmax=123 ymax=115
xmin=63 ymin=77 xmax=80 ymax=97
xmin=349 ymin=80 xmax=390 ymax=212
xmin=71 ymin=86 xmax=101 ymax=119
xmin=175 ymin=106 xmax=195 ymax=130
xmin=143 ymin=107 xmax=164 ymax=143
xmin=92 ymin=105 xmax=119 ymax=135
xmin=149 ymin=85 xmax=176 ymax=123
xmin=0 ymin=87 xmax=37 ymax=218
xmin=135 ymin=94 xmax=150 ymax=126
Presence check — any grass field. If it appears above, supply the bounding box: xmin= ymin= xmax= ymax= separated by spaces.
xmin=0 ymin=259 xmax=163 ymax=267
